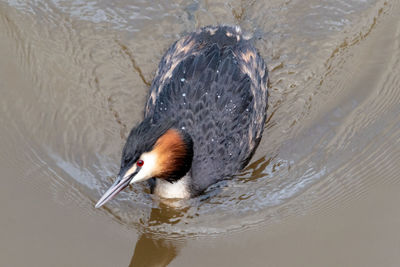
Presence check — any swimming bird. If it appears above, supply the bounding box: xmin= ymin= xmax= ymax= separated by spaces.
xmin=95 ymin=25 xmax=268 ymax=208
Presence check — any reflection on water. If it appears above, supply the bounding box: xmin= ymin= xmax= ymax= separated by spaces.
xmin=130 ymin=204 xmax=186 ymax=267
xmin=1 ymin=0 xmax=400 ymax=266
xmin=130 ymin=232 xmax=180 ymax=267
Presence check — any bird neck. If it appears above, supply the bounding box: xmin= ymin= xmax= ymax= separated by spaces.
xmin=153 ymin=173 xmax=192 ymax=199
xmin=152 ymin=127 xmax=194 ymax=183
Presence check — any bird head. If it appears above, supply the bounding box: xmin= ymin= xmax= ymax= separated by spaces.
xmin=95 ymin=119 xmax=193 ymax=208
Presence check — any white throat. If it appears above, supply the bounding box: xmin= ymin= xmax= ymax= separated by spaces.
xmin=154 ymin=174 xmax=191 ymax=199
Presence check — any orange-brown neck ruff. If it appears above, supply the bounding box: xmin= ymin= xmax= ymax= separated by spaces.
xmin=152 ymin=129 xmax=191 ymax=182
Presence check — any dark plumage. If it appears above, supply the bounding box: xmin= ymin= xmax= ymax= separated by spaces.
xmin=96 ymin=25 xmax=268 ymax=208
xmin=145 ymin=25 xmax=268 ymax=196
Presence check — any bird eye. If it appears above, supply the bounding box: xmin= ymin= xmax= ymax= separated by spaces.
xmin=137 ymin=160 xmax=144 ymax=167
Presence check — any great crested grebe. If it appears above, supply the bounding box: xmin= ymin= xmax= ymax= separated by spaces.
xmin=95 ymin=25 xmax=268 ymax=208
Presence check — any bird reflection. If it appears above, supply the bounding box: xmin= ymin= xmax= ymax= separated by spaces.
xmin=129 ymin=202 xmax=188 ymax=267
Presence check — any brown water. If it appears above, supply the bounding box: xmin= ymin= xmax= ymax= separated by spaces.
xmin=1 ymin=0 xmax=400 ymax=266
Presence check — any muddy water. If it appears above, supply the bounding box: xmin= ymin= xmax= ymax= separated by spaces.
xmin=1 ymin=0 xmax=399 ymax=266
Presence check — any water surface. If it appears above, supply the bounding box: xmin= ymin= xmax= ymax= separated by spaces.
xmin=0 ymin=0 xmax=399 ymax=266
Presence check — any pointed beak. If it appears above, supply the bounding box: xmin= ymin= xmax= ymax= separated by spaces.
xmin=95 ymin=173 xmax=135 ymax=208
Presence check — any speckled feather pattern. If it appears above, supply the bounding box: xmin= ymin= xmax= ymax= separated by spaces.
xmin=145 ymin=26 xmax=268 ymax=195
